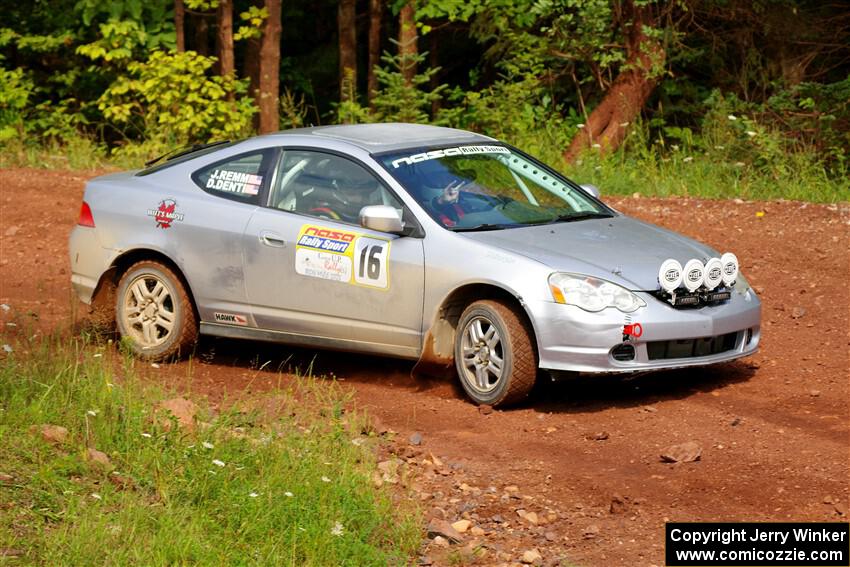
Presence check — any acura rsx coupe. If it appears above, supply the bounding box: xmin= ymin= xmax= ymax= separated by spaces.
xmin=69 ymin=123 xmax=761 ymax=406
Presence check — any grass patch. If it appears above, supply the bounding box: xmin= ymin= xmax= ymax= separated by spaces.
xmin=564 ymin=148 xmax=850 ymax=203
xmin=0 ymin=137 xmax=112 ymax=171
xmin=0 ymin=334 xmax=419 ymax=565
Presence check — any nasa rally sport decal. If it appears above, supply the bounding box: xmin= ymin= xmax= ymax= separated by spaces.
xmin=147 ymin=198 xmax=185 ymax=229
xmin=294 ymin=224 xmax=391 ymax=289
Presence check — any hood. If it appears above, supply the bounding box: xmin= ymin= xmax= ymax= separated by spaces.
xmin=460 ymin=216 xmax=718 ymax=290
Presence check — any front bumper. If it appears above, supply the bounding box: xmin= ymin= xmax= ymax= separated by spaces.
xmin=529 ymin=288 xmax=761 ymax=373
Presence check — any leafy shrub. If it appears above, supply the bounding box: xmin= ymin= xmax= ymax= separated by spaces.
xmin=438 ymin=76 xmax=576 ymax=166
xmin=0 ymin=67 xmax=33 ymax=142
xmin=97 ymin=50 xmax=256 ymax=152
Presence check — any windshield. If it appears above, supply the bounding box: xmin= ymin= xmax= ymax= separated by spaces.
xmin=376 ymin=144 xmax=612 ymax=230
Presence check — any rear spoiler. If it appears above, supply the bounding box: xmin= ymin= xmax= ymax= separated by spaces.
xmin=144 ymin=140 xmax=232 ymax=168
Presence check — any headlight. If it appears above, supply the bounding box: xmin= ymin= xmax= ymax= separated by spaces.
xmin=721 ymin=252 xmax=739 ymax=286
xmin=682 ymin=259 xmax=705 ymax=292
xmin=658 ymin=259 xmax=683 ymax=293
xmin=549 ymin=273 xmax=646 ymax=313
xmin=703 ymin=257 xmax=723 ymax=290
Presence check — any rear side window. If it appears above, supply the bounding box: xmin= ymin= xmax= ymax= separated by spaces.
xmin=192 ymin=149 xmax=275 ymax=203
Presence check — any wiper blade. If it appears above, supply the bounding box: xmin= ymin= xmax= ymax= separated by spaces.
xmin=451 ymin=223 xmax=515 ymax=232
xmin=551 ymin=211 xmax=613 ymax=223
xmin=144 ymin=140 xmax=231 ymax=167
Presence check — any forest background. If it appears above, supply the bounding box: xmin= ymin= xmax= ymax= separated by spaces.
xmin=1 ymin=0 xmax=848 ymax=201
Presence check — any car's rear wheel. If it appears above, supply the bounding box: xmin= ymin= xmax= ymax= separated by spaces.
xmin=454 ymin=299 xmax=537 ymax=406
xmin=115 ymin=261 xmax=198 ymax=360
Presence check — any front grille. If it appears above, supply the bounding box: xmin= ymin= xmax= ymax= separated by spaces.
xmin=646 ymin=332 xmax=738 ymax=360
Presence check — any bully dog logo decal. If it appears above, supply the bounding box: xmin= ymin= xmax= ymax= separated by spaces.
xmin=147 ymin=198 xmax=185 ymax=229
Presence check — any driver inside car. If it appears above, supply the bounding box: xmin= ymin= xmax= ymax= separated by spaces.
xmin=308 ymin=178 xmax=381 ymax=224
xmin=431 ymin=180 xmax=469 ymax=227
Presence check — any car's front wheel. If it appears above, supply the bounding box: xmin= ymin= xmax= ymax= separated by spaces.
xmin=454 ymin=299 xmax=537 ymax=406
xmin=115 ymin=260 xmax=198 ymax=360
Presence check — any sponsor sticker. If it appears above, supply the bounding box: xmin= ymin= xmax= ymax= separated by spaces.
xmin=296 ymin=226 xmax=357 ymax=254
xmin=294 ymin=224 xmax=390 ymax=289
xmin=391 ymin=145 xmax=511 ymax=168
xmin=214 ymin=312 xmax=248 ymax=325
xmin=295 ymin=249 xmax=353 ymax=282
xmin=206 ymin=169 xmax=262 ymax=195
xmin=147 ymin=198 xmax=184 ymax=229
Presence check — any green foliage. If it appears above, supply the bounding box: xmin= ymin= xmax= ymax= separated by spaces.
xmin=0 ymin=0 xmax=847 ymax=203
xmin=97 ymin=50 xmax=256 ymax=150
xmin=76 ymin=0 xmax=176 ymax=51
xmin=0 ymin=67 xmax=33 ymax=141
xmin=438 ymin=76 xmax=576 ymax=164
xmin=8 ymin=30 xmax=74 ymax=53
xmin=0 ymin=333 xmax=420 ymax=565
xmin=235 ymin=6 xmax=269 ymax=41
xmin=333 ymin=50 xmax=445 ymax=125
xmin=280 ymin=88 xmax=309 ymax=129
xmin=77 ymin=19 xmax=148 ymax=63
xmin=370 ymin=50 xmax=445 ymax=123
xmin=185 ymin=0 xmax=219 ymax=10
xmin=762 ymin=79 xmax=850 ymax=165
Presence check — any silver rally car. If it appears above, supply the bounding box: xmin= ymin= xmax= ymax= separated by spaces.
xmin=69 ymin=123 xmax=761 ymax=405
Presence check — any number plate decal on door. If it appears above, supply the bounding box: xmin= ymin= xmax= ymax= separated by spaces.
xmin=294 ymin=224 xmax=391 ymax=289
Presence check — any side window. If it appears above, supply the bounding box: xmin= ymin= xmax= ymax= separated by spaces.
xmin=268 ymin=150 xmax=402 ymax=225
xmin=192 ymin=150 xmax=274 ymax=203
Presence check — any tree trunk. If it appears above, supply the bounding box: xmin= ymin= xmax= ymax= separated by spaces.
xmin=175 ymin=0 xmax=185 ymax=52
xmin=194 ymin=13 xmax=209 ymax=56
xmin=338 ymin=0 xmax=357 ymax=102
xmin=217 ymin=0 xmax=235 ymax=80
xmin=398 ymin=2 xmax=417 ymax=86
xmin=258 ymin=0 xmax=282 ymax=133
xmin=429 ymin=30 xmax=440 ymax=115
xmin=245 ymin=35 xmax=261 ymax=130
xmin=367 ymin=0 xmax=383 ymax=107
xmin=563 ymin=0 xmax=665 ymax=163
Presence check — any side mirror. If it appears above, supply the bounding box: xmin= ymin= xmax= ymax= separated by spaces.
xmin=580 ymin=183 xmax=601 ymax=199
xmin=359 ymin=205 xmax=404 ymax=234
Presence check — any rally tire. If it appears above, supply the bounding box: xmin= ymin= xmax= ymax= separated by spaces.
xmin=115 ymin=261 xmax=198 ymax=361
xmin=454 ymin=299 xmax=537 ymax=407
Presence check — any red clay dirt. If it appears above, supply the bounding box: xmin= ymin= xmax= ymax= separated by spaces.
xmin=1 ymin=168 xmax=848 ymax=566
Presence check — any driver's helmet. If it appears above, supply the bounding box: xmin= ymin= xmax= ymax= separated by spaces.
xmin=320 ymin=161 xmax=380 ymax=221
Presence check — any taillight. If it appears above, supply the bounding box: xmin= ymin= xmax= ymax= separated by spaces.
xmin=78 ymin=201 xmax=95 ymax=227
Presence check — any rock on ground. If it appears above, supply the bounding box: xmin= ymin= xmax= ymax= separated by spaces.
xmin=86 ymin=448 xmax=112 ymax=470
xmin=660 ymin=441 xmax=702 ymax=463
xmin=426 ymin=518 xmax=464 ymax=544
xmin=156 ymin=398 xmax=198 ymax=431
xmin=35 ymin=424 xmax=69 ymax=444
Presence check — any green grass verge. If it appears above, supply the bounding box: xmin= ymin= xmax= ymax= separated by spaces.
xmin=564 ymin=149 xmax=850 ymax=203
xmin=2 ymin=128 xmax=847 ymax=203
xmin=0 ymin=334 xmax=419 ymax=565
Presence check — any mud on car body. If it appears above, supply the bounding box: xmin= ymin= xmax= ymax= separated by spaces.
xmin=69 ymin=123 xmax=761 ymax=406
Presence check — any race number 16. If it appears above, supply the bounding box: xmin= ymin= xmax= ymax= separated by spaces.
xmin=354 ymin=236 xmax=390 ymax=288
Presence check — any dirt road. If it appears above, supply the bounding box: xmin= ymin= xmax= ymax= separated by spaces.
xmin=1 ymin=168 xmax=848 ymax=566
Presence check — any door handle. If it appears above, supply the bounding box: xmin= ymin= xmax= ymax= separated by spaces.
xmin=259 ymin=230 xmax=286 ymax=248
